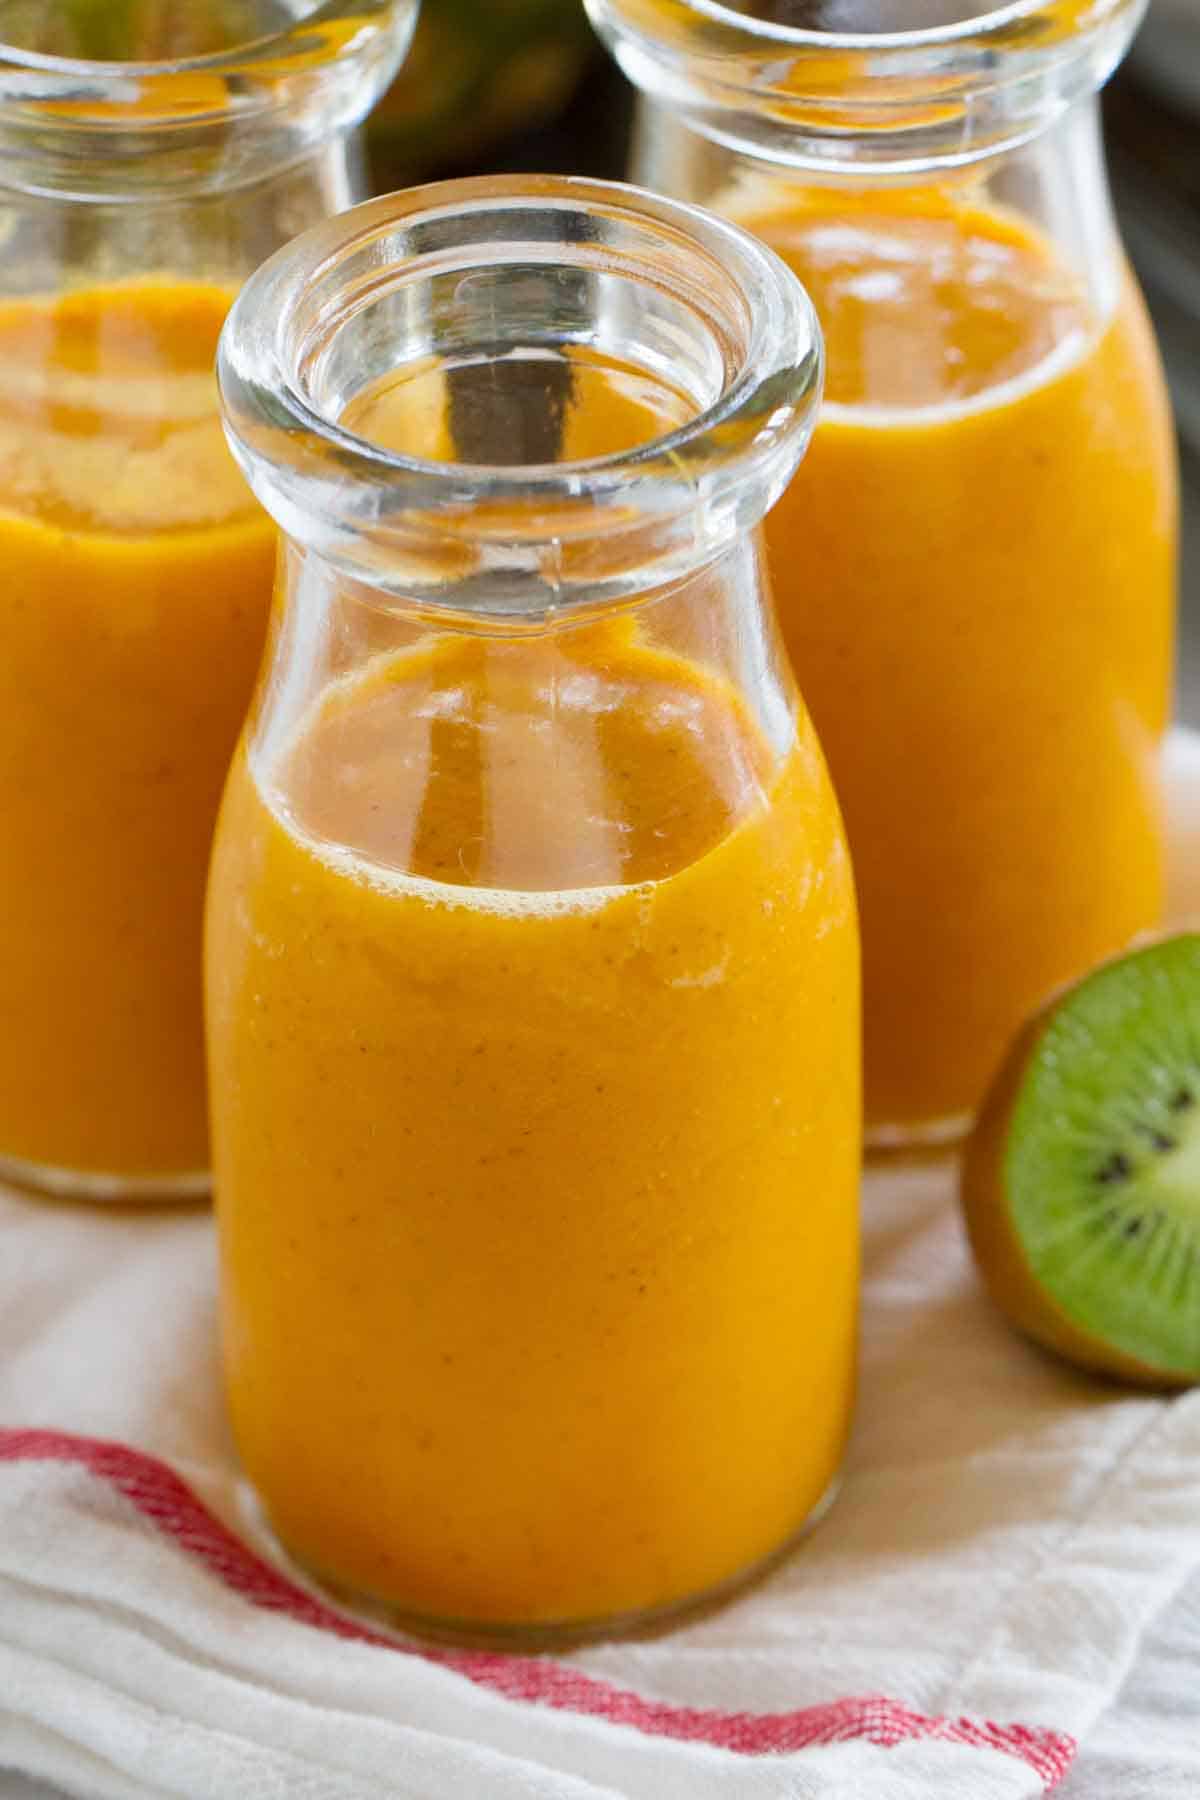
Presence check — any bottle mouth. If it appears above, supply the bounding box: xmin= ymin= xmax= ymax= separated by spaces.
xmin=0 ymin=0 xmax=418 ymax=198
xmin=652 ymin=0 xmax=1045 ymax=51
xmin=219 ymin=175 xmax=823 ymax=622
xmin=587 ymin=0 xmax=1147 ymax=171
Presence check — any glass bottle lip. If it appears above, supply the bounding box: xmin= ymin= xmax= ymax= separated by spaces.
xmin=622 ymin=0 xmax=1063 ymax=52
xmin=587 ymin=0 xmax=1148 ymax=172
xmin=219 ymin=174 xmax=823 ymax=623
xmin=0 ymin=0 xmax=418 ymax=199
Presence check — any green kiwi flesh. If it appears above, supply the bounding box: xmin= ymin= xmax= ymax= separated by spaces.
xmin=990 ymin=934 xmax=1200 ymax=1382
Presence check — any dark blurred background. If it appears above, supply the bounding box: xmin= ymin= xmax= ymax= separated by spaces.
xmin=1107 ymin=3 xmax=1200 ymax=723
xmin=367 ymin=0 xmax=1200 ymax=723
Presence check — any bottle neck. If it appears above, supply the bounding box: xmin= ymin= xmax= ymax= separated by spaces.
xmin=633 ymin=93 xmax=1123 ymax=325
xmin=589 ymin=0 xmax=1146 ymax=175
xmin=248 ymin=531 xmax=799 ymax=829
xmin=0 ymin=132 xmax=361 ymax=297
xmin=0 ymin=1 xmax=415 ymax=208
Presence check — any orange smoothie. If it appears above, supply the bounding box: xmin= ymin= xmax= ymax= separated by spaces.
xmin=0 ymin=282 xmax=274 ymax=1184
xmin=742 ymin=192 xmax=1176 ymax=1133
xmin=207 ymin=625 xmax=860 ymax=1628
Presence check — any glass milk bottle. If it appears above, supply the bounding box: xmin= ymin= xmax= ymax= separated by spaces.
xmin=588 ymin=0 xmax=1178 ymax=1144
xmin=210 ymin=176 xmax=860 ymax=1641
xmin=0 ymin=0 xmax=417 ymax=1199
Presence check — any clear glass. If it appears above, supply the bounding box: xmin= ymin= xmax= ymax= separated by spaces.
xmin=210 ymin=175 xmax=861 ymax=1644
xmin=0 ymin=0 xmax=417 ymax=1201
xmin=590 ymin=0 xmax=1179 ymax=1146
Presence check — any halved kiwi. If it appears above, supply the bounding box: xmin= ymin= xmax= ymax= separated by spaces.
xmin=961 ymin=934 xmax=1200 ymax=1388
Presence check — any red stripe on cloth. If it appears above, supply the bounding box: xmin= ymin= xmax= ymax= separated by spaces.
xmin=0 ymin=1427 xmax=1076 ymax=1787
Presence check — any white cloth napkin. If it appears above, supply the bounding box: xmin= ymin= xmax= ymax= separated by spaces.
xmin=4 ymin=733 xmax=1200 ymax=1800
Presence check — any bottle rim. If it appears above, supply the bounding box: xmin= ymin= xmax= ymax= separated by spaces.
xmin=0 ymin=0 xmax=397 ymax=78
xmin=219 ymin=174 xmax=824 ymax=620
xmin=587 ymin=0 xmax=1149 ymax=171
xmin=661 ymin=0 xmax=1046 ymax=52
xmin=0 ymin=0 xmax=417 ymax=199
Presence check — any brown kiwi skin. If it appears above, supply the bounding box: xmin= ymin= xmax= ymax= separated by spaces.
xmin=960 ymin=998 xmax=1197 ymax=1392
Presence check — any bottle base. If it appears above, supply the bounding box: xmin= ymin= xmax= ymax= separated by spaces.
xmin=240 ymin=1468 xmax=843 ymax=1652
xmin=0 ymin=1149 xmax=209 ymax=1206
xmin=865 ymin=1110 xmax=972 ymax=1160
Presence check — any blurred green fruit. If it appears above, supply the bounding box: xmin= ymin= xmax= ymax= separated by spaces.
xmin=368 ymin=0 xmax=594 ymax=179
